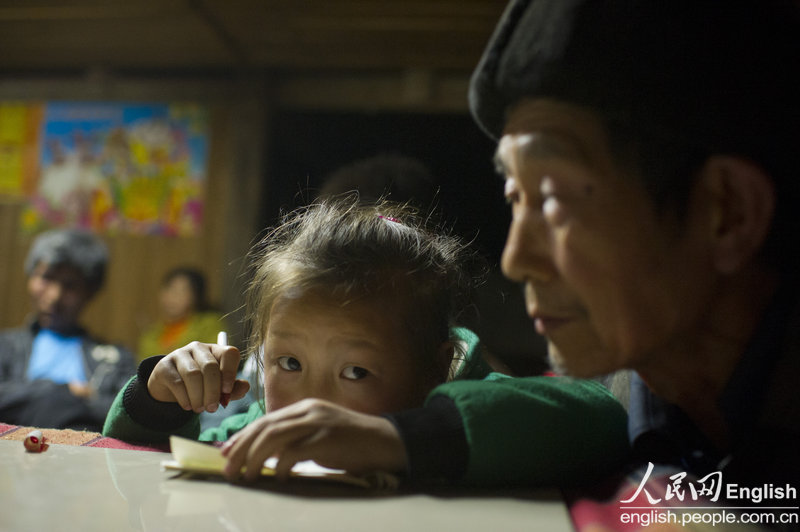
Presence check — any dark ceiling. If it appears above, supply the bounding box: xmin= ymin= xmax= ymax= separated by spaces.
xmin=0 ymin=1 xmax=506 ymax=73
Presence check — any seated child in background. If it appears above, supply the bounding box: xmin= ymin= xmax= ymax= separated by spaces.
xmin=103 ymin=196 xmax=627 ymax=483
xmin=137 ymin=266 xmax=240 ymax=430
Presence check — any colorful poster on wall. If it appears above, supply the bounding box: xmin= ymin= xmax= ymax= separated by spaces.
xmin=21 ymin=102 xmax=209 ymax=236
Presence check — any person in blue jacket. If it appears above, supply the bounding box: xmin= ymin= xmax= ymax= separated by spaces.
xmin=0 ymin=229 xmax=136 ymax=431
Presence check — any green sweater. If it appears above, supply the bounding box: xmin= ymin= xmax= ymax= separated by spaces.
xmin=426 ymin=374 xmax=628 ymax=486
xmin=103 ymin=328 xmax=628 ymax=486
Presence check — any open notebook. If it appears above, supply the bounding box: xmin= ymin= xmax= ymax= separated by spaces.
xmin=162 ymin=436 xmax=399 ymax=489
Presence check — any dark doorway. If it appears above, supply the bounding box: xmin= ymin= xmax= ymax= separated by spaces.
xmin=263 ymin=109 xmax=505 ymax=259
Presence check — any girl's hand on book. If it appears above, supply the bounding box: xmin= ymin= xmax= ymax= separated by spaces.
xmin=220 ymin=398 xmax=407 ymax=482
xmin=148 ymin=341 xmax=250 ymax=413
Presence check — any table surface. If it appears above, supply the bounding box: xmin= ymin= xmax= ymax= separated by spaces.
xmin=0 ymin=439 xmax=574 ymax=532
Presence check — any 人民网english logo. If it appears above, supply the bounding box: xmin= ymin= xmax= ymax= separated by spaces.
xmin=618 ymin=462 xmax=799 ymax=528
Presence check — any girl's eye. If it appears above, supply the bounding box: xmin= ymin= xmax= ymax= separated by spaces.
xmin=277 ymin=356 xmax=301 ymax=371
xmin=341 ymin=366 xmax=370 ymax=380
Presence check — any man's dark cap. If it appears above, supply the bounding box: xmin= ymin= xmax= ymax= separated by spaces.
xmin=469 ymin=0 xmax=800 ymax=165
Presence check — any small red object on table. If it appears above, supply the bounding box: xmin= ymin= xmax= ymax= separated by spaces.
xmin=23 ymin=430 xmax=49 ymax=453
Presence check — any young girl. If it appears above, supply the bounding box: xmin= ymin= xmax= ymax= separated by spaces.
xmin=103 ymin=196 xmax=627 ymax=484
xmin=104 ymin=197 xmax=488 ymax=451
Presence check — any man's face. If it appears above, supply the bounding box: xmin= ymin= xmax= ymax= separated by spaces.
xmin=497 ymin=99 xmax=715 ymax=377
xmin=27 ymin=262 xmax=94 ymax=333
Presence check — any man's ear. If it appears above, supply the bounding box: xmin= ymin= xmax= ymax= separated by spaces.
xmin=699 ymin=155 xmax=775 ymax=274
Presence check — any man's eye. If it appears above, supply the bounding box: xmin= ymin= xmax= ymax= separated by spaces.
xmin=540 ymin=177 xmax=570 ymax=225
xmin=542 ymin=195 xmax=560 ymax=214
xmin=341 ymin=366 xmax=370 ymax=380
xmin=277 ymin=356 xmax=301 ymax=371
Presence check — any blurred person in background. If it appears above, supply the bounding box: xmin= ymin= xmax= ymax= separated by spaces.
xmin=0 ymin=229 xmax=136 ymax=431
xmin=137 ymin=266 xmax=238 ymax=430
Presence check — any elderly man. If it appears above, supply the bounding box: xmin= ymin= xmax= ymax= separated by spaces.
xmin=469 ymin=0 xmax=799 ymax=487
xmin=0 ymin=229 xmax=136 ymax=431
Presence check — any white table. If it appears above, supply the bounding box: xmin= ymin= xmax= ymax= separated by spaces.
xmin=0 ymin=439 xmax=574 ymax=531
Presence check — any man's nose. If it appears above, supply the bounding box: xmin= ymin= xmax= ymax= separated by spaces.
xmin=501 ymin=210 xmax=557 ymax=283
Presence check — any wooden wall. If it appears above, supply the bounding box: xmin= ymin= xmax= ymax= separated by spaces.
xmin=0 ymin=70 xmax=477 ymax=357
xmin=0 ymin=77 xmax=268 ymax=353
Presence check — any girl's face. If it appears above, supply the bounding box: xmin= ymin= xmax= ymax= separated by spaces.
xmin=262 ymin=290 xmax=432 ymax=415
